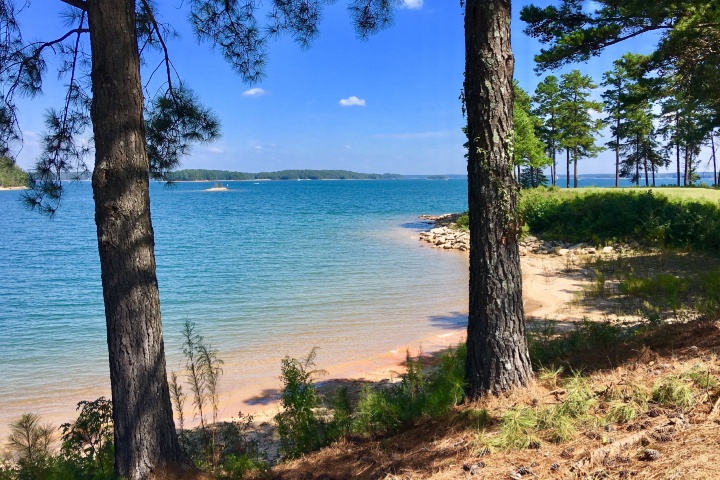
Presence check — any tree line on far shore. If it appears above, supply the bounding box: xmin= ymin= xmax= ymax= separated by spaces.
xmin=166 ymin=169 xmax=403 ymax=181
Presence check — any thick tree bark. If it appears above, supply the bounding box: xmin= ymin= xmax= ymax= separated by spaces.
xmin=87 ymin=0 xmax=184 ymax=478
xmin=464 ymin=0 xmax=532 ymax=398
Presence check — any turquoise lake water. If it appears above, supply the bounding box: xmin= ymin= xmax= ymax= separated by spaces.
xmin=0 ymin=179 xmax=471 ymax=431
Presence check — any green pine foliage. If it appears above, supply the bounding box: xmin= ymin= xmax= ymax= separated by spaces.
xmin=513 ymin=82 xmax=551 ymax=186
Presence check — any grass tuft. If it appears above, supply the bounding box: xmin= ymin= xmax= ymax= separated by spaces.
xmin=652 ymin=377 xmax=695 ymax=410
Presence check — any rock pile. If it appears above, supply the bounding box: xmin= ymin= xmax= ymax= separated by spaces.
xmin=419 ymin=226 xmax=469 ymax=251
xmin=520 ymin=236 xmax=629 ymax=257
xmin=418 ymin=214 xmax=639 ymax=256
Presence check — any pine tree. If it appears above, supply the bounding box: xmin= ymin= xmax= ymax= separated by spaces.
xmin=557 ymin=70 xmax=602 ymax=188
xmin=532 ymin=75 xmax=562 ymax=186
xmin=464 ymin=0 xmax=532 ymax=397
xmin=513 ymin=82 xmax=550 ymax=188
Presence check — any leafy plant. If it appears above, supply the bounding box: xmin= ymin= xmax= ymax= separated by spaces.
xmin=275 ymin=348 xmax=327 ymax=458
xmin=60 ymin=397 xmax=114 ymax=477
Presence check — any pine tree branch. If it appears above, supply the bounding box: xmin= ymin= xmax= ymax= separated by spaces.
xmin=59 ymin=0 xmax=87 ymax=12
xmin=139 ymin=0 xmax=176 ymax=97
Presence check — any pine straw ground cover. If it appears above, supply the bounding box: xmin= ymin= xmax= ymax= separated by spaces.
xmin=270 ymin=319 xmax=720 ymax=480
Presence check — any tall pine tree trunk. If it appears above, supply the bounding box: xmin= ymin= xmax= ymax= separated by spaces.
xmin=642 ymin=135 xmax=649 ymax=187
xmin=676 ymin=143 xmax=681 ymax=186
xmin=566 ymin=149 xmax=570 ymax=188
xmin=676 ymin=114 xmax=681 ymax=187
xmin=614 ymin=117 xmax=620 ymax=188
xmin=87 ymin=0 xmax=185 ymax=477
xmin=573 ymin=148 xmax=578 ymax=188
xmin=464 ymin=0 xmax=531 ymax=398
xmin=552 ymin=142 xmax=557 ymax=187
xmin=711 ymin=132 xmax=717 ymax=186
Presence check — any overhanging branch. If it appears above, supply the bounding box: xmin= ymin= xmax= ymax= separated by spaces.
xmin=59 ymin=0 xmax=88 ymax=11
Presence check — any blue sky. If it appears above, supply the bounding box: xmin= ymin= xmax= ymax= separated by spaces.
xmin=15 ymin=0 xmax=665 ymax=175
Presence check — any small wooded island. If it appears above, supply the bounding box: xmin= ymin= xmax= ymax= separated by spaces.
xmin=0 ymin=158 xmax=27 ymax=189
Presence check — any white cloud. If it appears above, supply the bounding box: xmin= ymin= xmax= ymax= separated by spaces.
xmin=242 ymin=88 xmax=267 ymax=97
xmin=401 ymin=0 xmax=423 ymax=8
xmin=344 ymin=145 xmax=352 ymax=149
xmin=208 ymin=146 xmax=225 ymax=154
xmin=339 ymin=96 xmax=366 ymax=107
xmin=254 ymin=145 xmax=263 ymax=150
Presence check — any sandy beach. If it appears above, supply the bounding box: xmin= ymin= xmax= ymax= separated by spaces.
xmin=0 ymin=186 xmax=27 ymax=191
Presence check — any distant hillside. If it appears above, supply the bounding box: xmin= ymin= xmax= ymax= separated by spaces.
xmin=166 ymin=169 xmax=404 ymax=181
xmin=0 ymin=158 xmax=28 ymax=187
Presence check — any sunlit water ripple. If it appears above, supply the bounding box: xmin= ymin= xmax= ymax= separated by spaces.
xmin=0 ymin=179 xmax=469 ymax=432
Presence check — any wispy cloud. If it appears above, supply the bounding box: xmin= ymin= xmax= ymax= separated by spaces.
xmin=401 ymin=0 xmax=423 ymax=8
xmin=339 ymin=96 xmax=366 ymax=107
xmin=208 ymin=146 xmax=225 ymax=154
xmin=254 ymin=145 xmax=263 ymax=150
xmin=242 ymin=87 xmax=267 ymax=97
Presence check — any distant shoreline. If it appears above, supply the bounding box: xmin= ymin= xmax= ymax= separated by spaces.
xmin=0 ymin=186 xmax=27 ymax=191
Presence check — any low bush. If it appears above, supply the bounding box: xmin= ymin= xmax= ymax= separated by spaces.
xmin=275 ymin=348 xmax=328 ymax=458
xmin=519 ymin=188 xmax=720 ymax=251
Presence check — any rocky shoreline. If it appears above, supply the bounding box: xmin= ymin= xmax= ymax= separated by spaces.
xmin=418 ymin=214 xmax=469 ymax=251
xmin=418 ymin=213 xmax=642 ymax=257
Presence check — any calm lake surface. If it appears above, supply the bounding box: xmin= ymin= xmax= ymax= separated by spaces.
xmin=0 ymin=179 xmax=470 ymax=432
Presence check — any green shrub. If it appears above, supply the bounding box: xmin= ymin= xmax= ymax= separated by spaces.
xmin=455 ymin=212 xmax=469 ymax=231
xmin=519 ymin=188 xmax=720 ymax=252
xmin=352 ymin=344 xmax=467 ymax=436
xmin=59 ymin=398 xmax=114 ymax=479
xmin=327 ymin=386 xmax=353 ymax=439
xmin=275 ymin=348 xmax=328 ymax=458
xmin=220 ymin=453 xmax=268 ymax=479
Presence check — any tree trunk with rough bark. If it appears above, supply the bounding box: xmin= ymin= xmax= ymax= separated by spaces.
xmin=87 ymin=0 xmax=185 ymax=478
xmin=573 ymin=148 xmax=578 ymax=188
xmin=614 ymin=116 xmax=620 ymax=187
xmin=463 ymin=0 xmax=532 ymax=398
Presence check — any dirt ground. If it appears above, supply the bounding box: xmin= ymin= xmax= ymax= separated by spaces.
xmin=267 ymin=249 xmax=720 ymax=479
